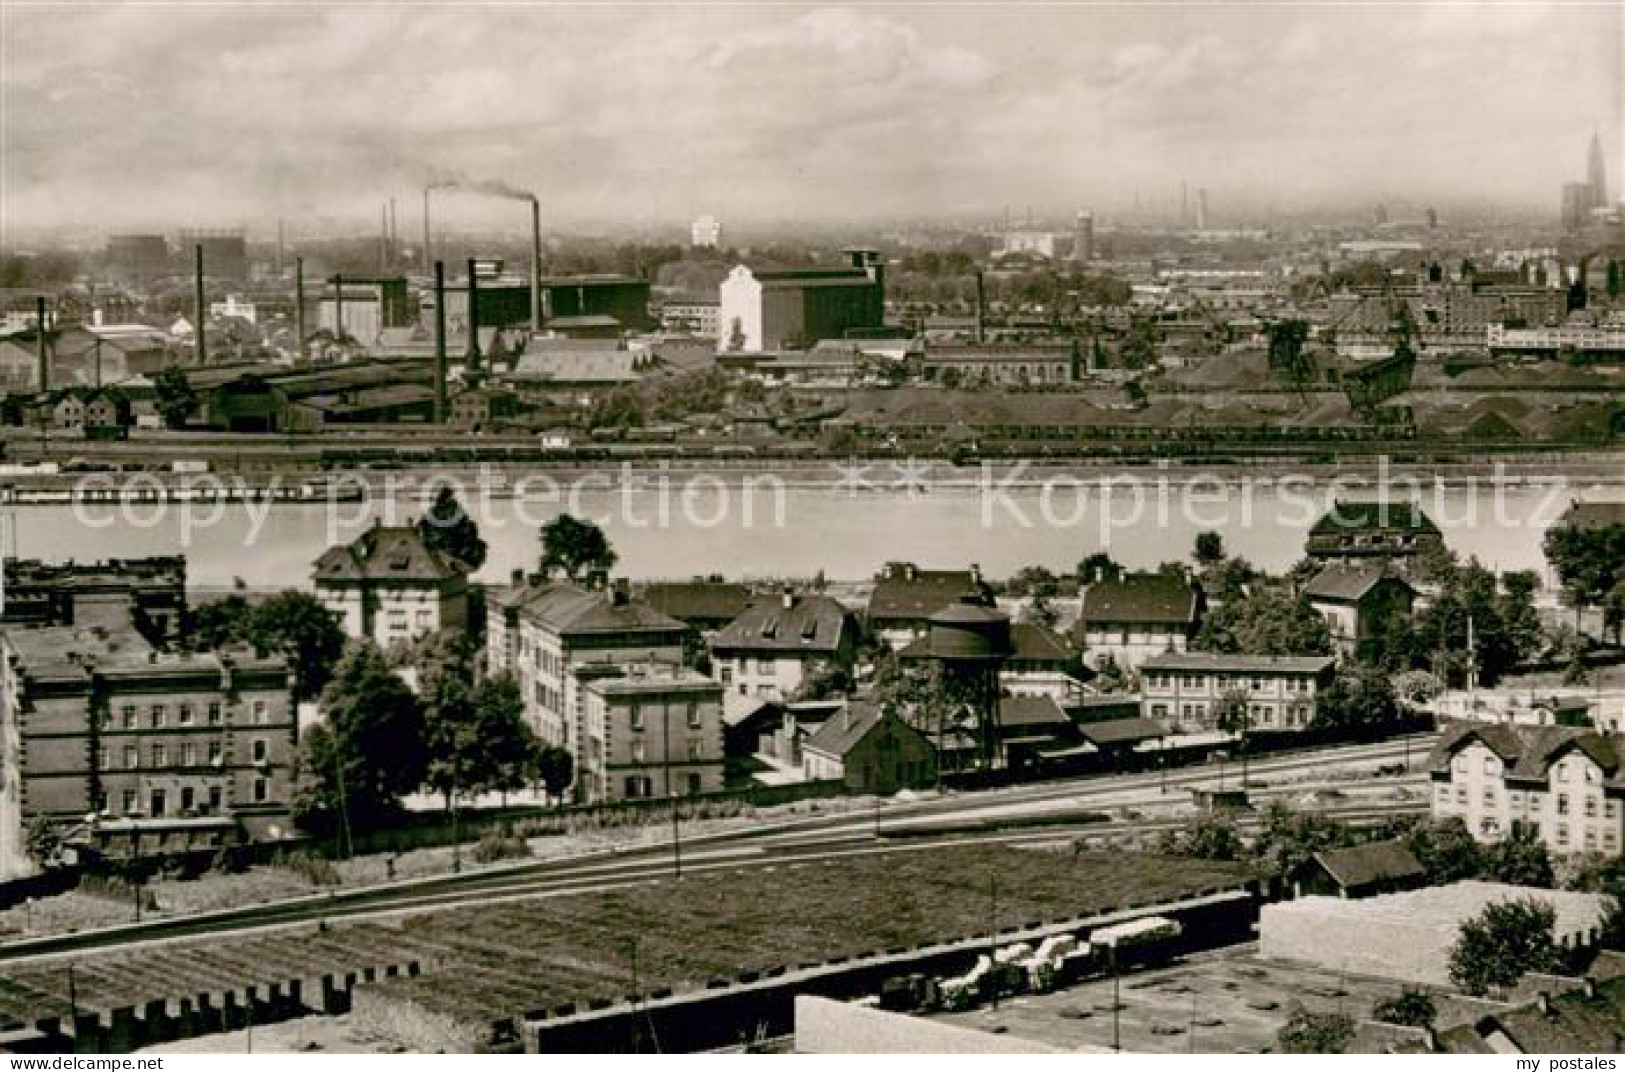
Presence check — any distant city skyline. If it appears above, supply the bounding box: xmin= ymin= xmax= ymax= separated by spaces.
xmin=1 ymin=2 xmax=1620 ymax=236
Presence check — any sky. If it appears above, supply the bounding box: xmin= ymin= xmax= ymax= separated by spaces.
xmin=2 ymin=1 xmax=1621 ymax=236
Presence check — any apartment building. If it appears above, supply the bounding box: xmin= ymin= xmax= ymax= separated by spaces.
xmin=1427 ymin=722 xmax=1624 ymax=858
xmin=575 ymin=664 xmax=724 ymax=803
xmin=0 ymin=624 xmax=296 ymax=875
xmin=484 ymin=577 xmax=688 ymax=758
xmin=1140 ymin=652 xmax=1335 ymax=733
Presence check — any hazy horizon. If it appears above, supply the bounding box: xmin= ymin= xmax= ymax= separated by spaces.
xmin=2 ymin=1 xmax=1621 ymax=238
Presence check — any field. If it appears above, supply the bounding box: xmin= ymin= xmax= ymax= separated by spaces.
xmin=0 ymin=846 xmax=1243 ymax=1044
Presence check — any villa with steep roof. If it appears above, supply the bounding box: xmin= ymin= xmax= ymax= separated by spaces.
xmin=312 ymin=522 xmax=470 ymax=650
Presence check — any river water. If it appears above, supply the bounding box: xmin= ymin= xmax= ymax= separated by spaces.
xmin=5 ymin=462 xmax=1615 ymax=589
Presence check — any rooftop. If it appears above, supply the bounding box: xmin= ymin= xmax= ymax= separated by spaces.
xmin=1303 ymin=564 xmax=1414 ymax=602
xmin=1427 ymin=721 xmax=1624 ymax=788
xmin=1306 ymin=838 xmax=1425 ymax=890
xmin=712 ymin=593 xmax=851 ymax=655
xmin=313 ymin=524 xmax=468 ymax=584
xmin=1141 ymin=652 xmax=1336 ymax=675
xmin=1079 ymin=572 xmax=1200 ymax=627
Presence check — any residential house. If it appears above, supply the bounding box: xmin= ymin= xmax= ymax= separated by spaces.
xmin=1075 ymin=572 xmax=1203 ymax=671
xmin=312 ymin=522 xmax=469 ymax=651
xmin=1303 ymin=565 xmax=1417 ymax=659
xmin=1292 ymin=839 xmax=1427 ymax=899
xmin=800 ymin=701 xmax=937 ymax=794
xmin=0 ymin=625 xmax=296 ymax=876
xmin=710 ymin=591 xmax=856 ymax=702
xmin=574 ymin=663 xmax=724 ymax=803
xmin=1140 ymin=652 xmax=1335 ymax=733
xmin=866 ymin=562 xmax=992 ymax=647
xmin=484 ymin=576 xmax=688 ymax=754
xmin=1306 ymin=500 xmax=1445 ymax=563
xmin=1426 ymin=722 xmax=1624 ymax=857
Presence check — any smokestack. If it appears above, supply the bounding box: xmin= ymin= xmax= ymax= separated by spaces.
xmin=294 ymin=257 xmax=306 ymax=362
xmin=464 ymin=257 xmax=482 ymax=376
xmin=422 ymin=186 xmax=432 ymax=275
xmin=34 ymin=296 xmax=48 ymax=393
xmin=276 ymin=218 xmax=285 ymax=277
xmin=194 ymin=244 xmax=207 ymax=366
xmin=389 ymin=197 xmax=397 ymax=263
xmin=333 ymin=273 xmax=345 ymax=344
xmin=380 ymin=205 xmax=389 ymax=271
xmin=530 ymin=195 xmax=543 ymax=334
xmin=433 ymin=260 xmax=448 ymax=421
xmin=974 ymin=269 xmax=985 ymax=344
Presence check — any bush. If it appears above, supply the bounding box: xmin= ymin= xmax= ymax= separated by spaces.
xmin=1276 ymin=1008 xmax=1355 ymax=1053
xmin=275 ymin=850 xmax=341 ymax=886
xmin=470 ymin=832 xmax=532 ymax=864
xmin=1372 ymin=987 xmax=1436 ymax=1028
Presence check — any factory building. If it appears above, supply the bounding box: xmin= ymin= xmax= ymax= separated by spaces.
xmin=718 ymin=249 xmax=885 ymax=352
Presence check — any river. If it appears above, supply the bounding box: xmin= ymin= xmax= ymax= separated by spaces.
xmin=5 ymin=462 xmax=1615 ymax=589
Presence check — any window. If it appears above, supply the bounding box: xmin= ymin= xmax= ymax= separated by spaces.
xmin=178 ymin=702 xmax=193 ymax=726
xmin=720 ymin=665 xmax=733 ymax=685
xmin=150 ymin=789 xmax=168 ymax=817
xmin=208 ymin=785 xmax=223 ymax=812
xmin=207 ymin=702 xmax=222 ymax=725
xmin=1456 ymin=786 xmax=1468 ymax=804
xmin=1483 ymin=788 xmax=1495 ymax=805
xmin=183 ymin=742 xmax=197 ymax=767
xmin=125 ymin=745 xmax=139 ymax=770
xmin=208 ymin=741 xmax=223 ymax=765
xmin=756 ymin=658 xmax=775 ymax=675
xmin=629 ymin=705 xmax=644 ymax=732
xmin=252 ymin=699 xmax=269 ymax=725
xmin=98 ymin=746 xmax=110 ymax=770
xmin=181 ymin=787 xmax=195 ymax=813
xmin=1436 ymin=786 xmax=1449 ymax=804
xmin=252 ymin=739 xmax=268 ymax=764
xmin=688 ymin=738 xmax=704 ymax=761
xmin=151 ymin=743 xmax=167 ymax=767
xmin=253 ymin=777 xmax=268 ymax=804
xmin=1585 ymin=797 xmax=1598 ymax=817
xmin=686 ymin=773 xmax=703 ymax=795
xmin=122 ymin=790 xmax=138 ymax=815
xmin=150 ymin=704 xmax=167 ymax=728
xmin=121 ymin=704 xmax=138 ymax=729
xmin=687 ymin=702 xmax=702 ymax=729
xmin=1483 ymin=756 xmax=1498 ymax=774
xmin=1558 ymin=793 xmax=1569 ymax=815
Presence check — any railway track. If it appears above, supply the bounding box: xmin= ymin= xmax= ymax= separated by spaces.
xmin=0 ymin=735 xmax=1433 ymax=964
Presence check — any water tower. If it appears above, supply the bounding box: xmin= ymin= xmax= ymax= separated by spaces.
xmin=903 ymin=598 xmax=1013 ymax=769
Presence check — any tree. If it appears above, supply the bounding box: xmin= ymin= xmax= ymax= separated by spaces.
xmin=1544 ymin=522 xmax=1625 ymax=634
xmin=1195 ymin=590 xmax=1332 ymax=658
xmin=419 ymin=486 xmax=487 ymax=571
xmin=1449 ymin=897 xmax=1561 ymax=997
xmin=1276 ymin=1008 xmax=1355 ymax=1054
xmin=297 ymin=643 xmax=427 ymax=836
xmin=421 ymin=670 xmax=483 ymax=810
xmin=189 ymin=594 xmax=254 ymax=650
xmin=535 ymin=745 xmax=574 ymax=804
xmin=1312 ymin=667 xmax=1400 ymax=736
xmin=1372 ymin=987 xmax=1436 ymax=1029
xmin=1172 ymin=814 xmax=1243 ymax=861
xmin=1193 ymin=531 xmax=1225 ymax=569
xmin=587 ymin=388 xmax=644 ymax=432
xmin=1406 ymin=817 xmax=1486 ymax=885
xmin=474 ymin=673 xmax=537 ymax=803
xmin=1482 ymin=825 xmax=1554 ymax=888
xmin=152 ymin=365 xmax=197 ymax=429
xmin=539 ymin=513 xmax=618 ymax=581
xmin=245 ymin=592 xmax=348 ymax=702
xmin=1252 ymin=802 xmax=1356 ymax=877
xmin=1606 ymin=259 xmax=1621 ymax=300
xmin=1077 ymin=552 xmax=1122 ymax=586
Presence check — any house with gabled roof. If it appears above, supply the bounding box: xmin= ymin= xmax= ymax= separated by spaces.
xmin=1306 ymin=499 xmax=1445 ymax=563
xmin=1303 ymin=564 xmax=1417 ymax=659
xmin=711 ymin=591 xmax=856 ymax=702
xmin=1427 ymin=721 xmax=1625 ymax=857
xmin=1075 ymin=571 xmax=1203 ymax=671
xmin=312 ymin=521 xmax=469 ymax=650
xmin=801 ymin=701 xmax=936 ymax=794
xmin=866 ymin=561 xmax=993 ymax=647
xmin=1292 ymin=839 xmax=1426 ymax=899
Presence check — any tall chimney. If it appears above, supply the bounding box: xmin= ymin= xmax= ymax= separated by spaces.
xmin=294 ymin=257 xmax=306 ymax=362
xmin=529 ymin=195 xmax=543 ymax=334
xmin=433 ymin=260 xmax=448 ymax=422
xmin=276 ymin=218 xmax=285 ymax=277
xmin=34 ymin=296 xmax=48 ymax=392
xmin=333 ymin=273 xmax=345 ymax=344
xmin=974 ymin=269 xmax=986 ymax=344
xmin=389 ymin=197 xmax=397 ymax=263
xmin=193 ymin=244 xmax=207 ymax=366
xmin=379 ymin=205 xmax=389 ymax=271
xmin=421 ymin=186 xmax=432 ymax=275
xmin=464 ymin=257 xmax=482 ymax=377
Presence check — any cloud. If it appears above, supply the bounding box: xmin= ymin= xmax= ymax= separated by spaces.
xmin=0 ymin=2 xmax=1618 ymax=234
